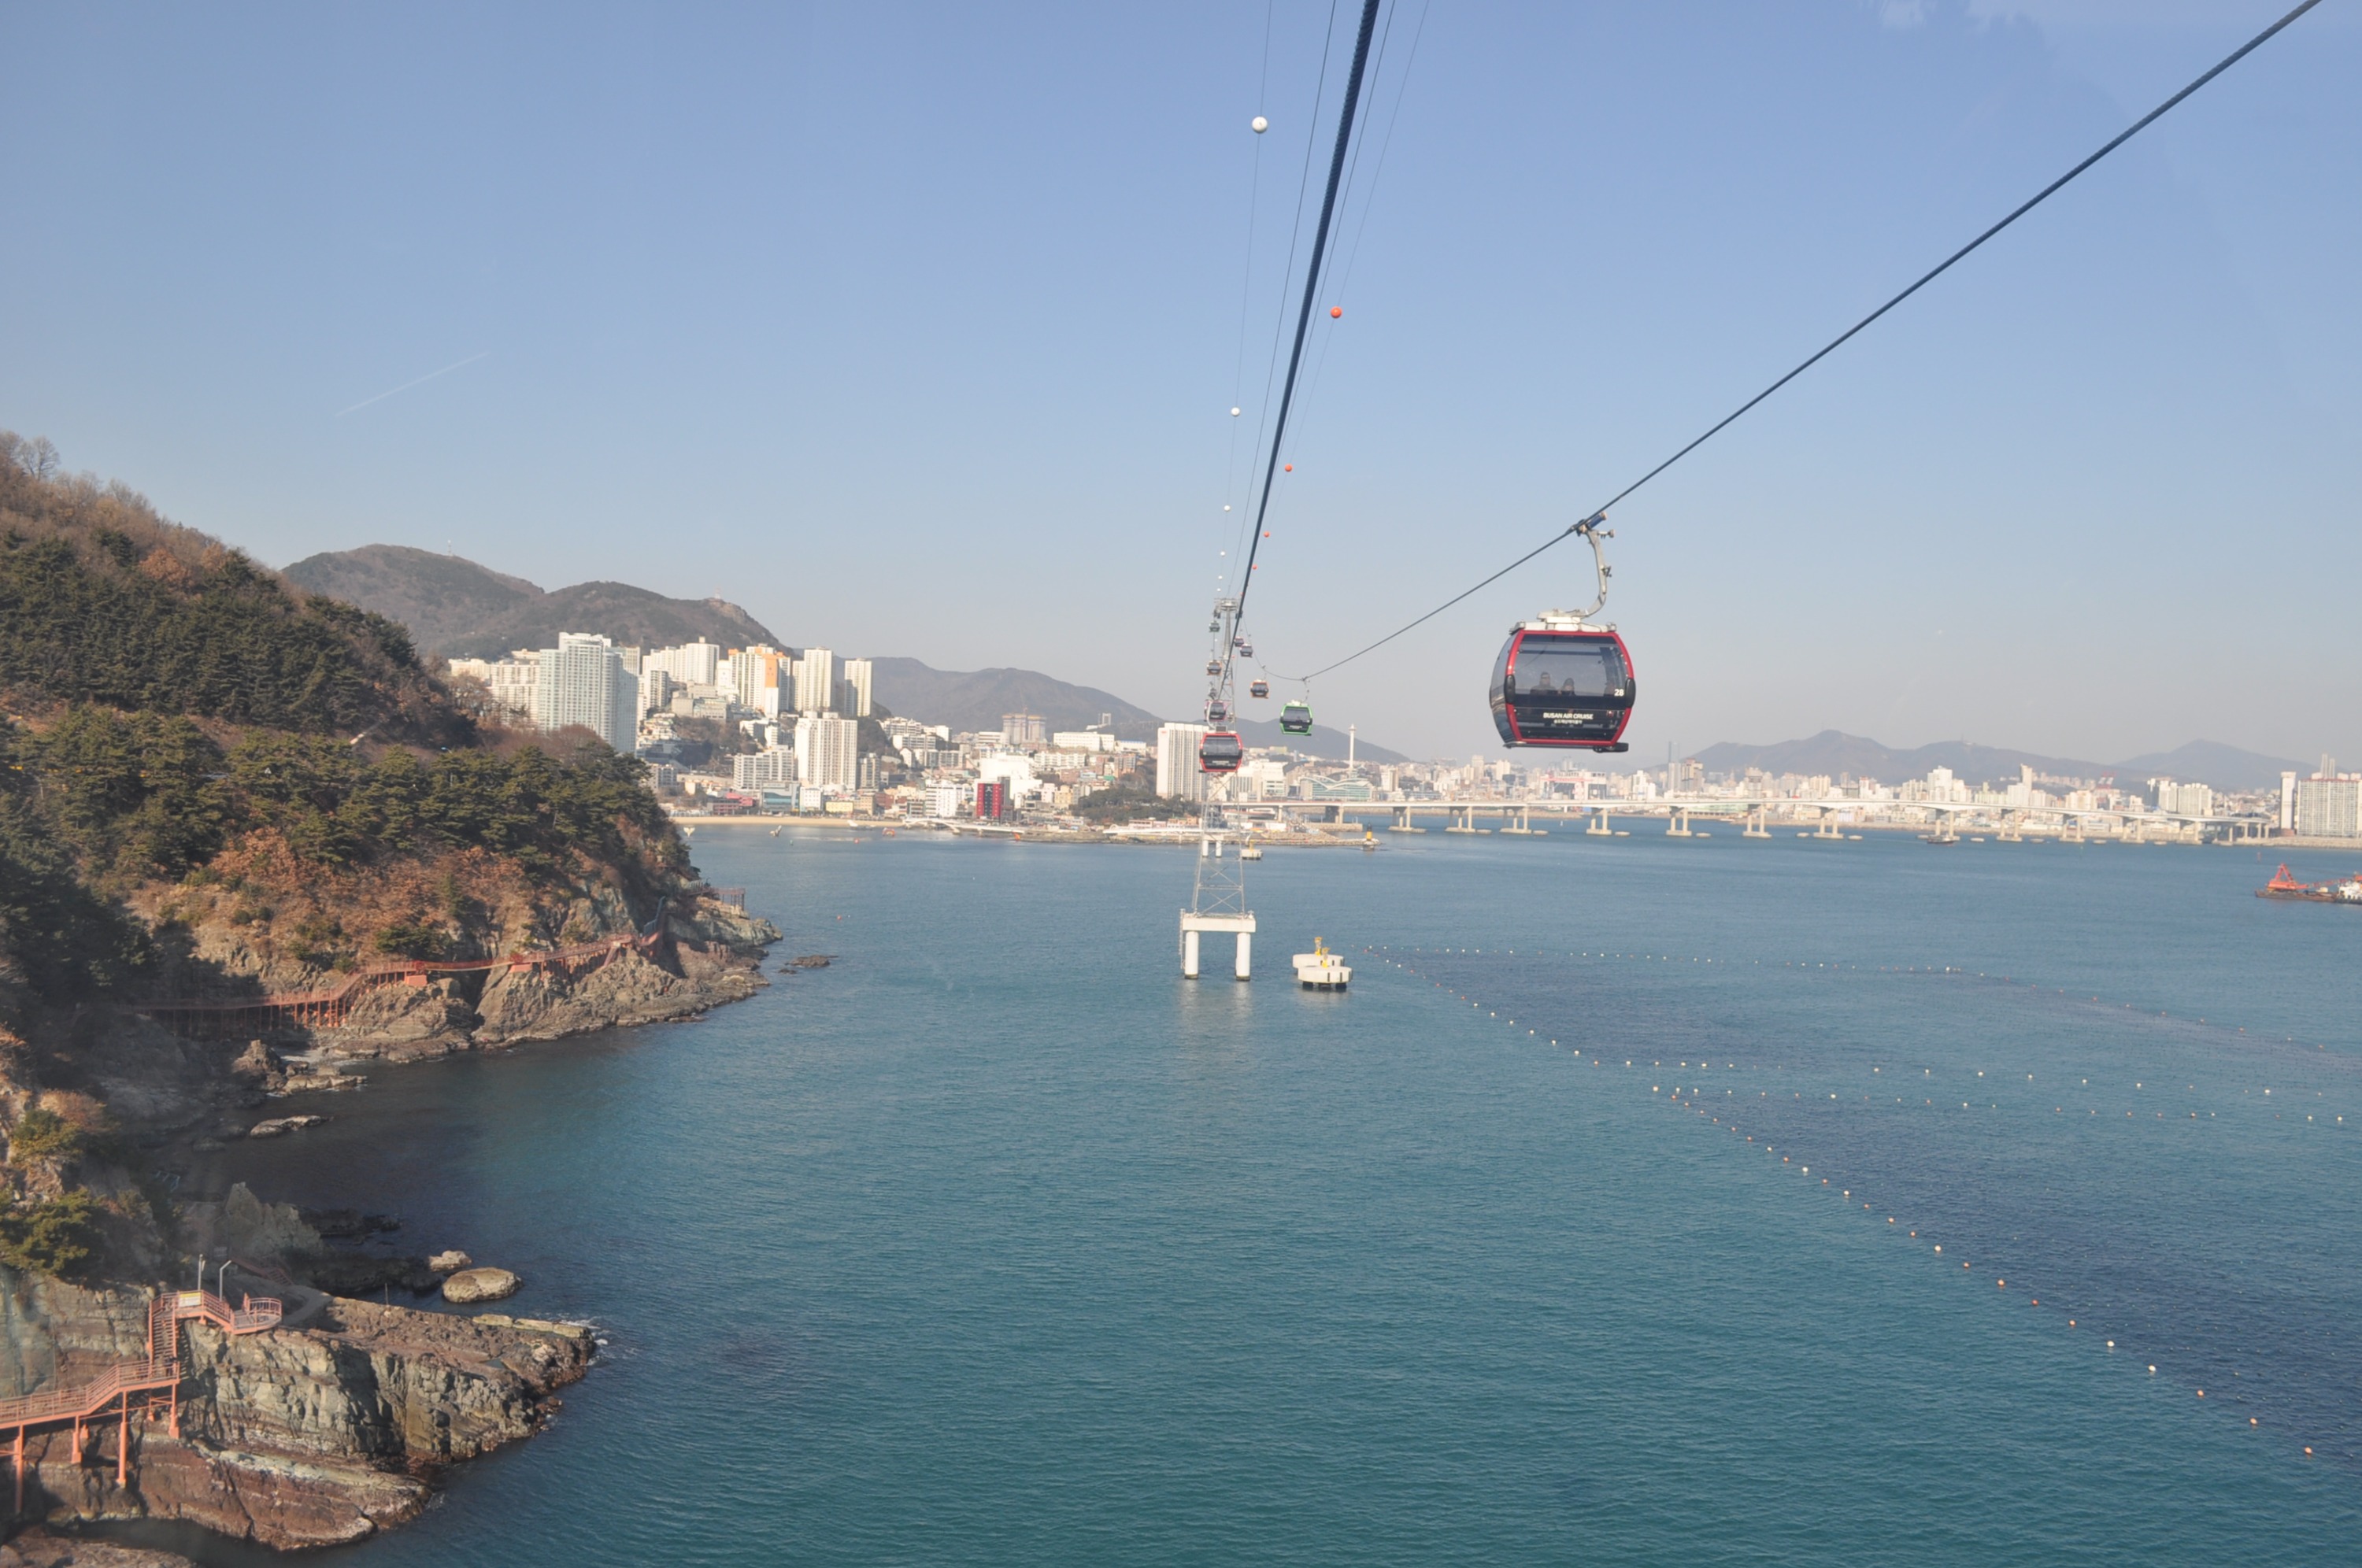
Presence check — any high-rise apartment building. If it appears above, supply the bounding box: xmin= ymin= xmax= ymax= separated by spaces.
xmin=487 ymin=652 xmax=540 ymax=719
xmin=732 ymin=745 xmax=798 ymax=792
xmin=794 ymin=712 xmax=860 ymax=792
xmin=1156 ymin=723 xmax=1209 ymax=802
xmin=840 ymin=657 xmax=874 ymax=719
xmin=531 ymin=634 xmax=639 ymax=753
xmin=794 ymin=648 xmax=836 ymax=714
xmin=725 ymin=645 xmax=790 ymax=718
xmin=644 ymin=640 xmax=722 ymax=690
xmin=2295 ymin=775 xmax=2361 ymax=838
xmin=1001 ymin=713 xmax=1049 ymax=748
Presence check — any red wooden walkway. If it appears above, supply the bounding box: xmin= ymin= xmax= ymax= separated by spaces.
xmin=0 ymin=1286 xmax=283 ymax=1510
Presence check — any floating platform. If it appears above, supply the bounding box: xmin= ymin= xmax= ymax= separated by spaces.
xmin=1293 ymin=939 xmax=1351 ymax=990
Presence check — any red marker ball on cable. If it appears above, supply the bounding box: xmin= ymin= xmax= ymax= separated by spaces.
xmin=1330 ymin=306 xmax=1342 ymax=319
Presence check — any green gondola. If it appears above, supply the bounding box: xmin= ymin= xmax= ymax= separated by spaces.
xmin=1279 ymin=701 xmax=1313 ymax=735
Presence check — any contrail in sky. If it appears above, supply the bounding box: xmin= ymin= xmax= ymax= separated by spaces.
xmin=335 ymin=350 xmax=491 ymax=417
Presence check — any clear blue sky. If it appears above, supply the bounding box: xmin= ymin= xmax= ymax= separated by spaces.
xmin=5 ymin=2 xmax=2355 ymax=766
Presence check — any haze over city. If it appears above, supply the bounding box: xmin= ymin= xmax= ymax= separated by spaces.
xmin=6 ymin=1 xmax=2356 ymax=760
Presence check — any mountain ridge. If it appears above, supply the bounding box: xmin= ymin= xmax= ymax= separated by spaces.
xmin=1691 ymin=730 xmax=2301 ymax=793
xmin=283 ymin=545 xmax=782 ymax=659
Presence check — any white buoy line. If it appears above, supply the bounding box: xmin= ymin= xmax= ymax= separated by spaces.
xmin=1370 ymin=945 xmax=2348 ymax=1459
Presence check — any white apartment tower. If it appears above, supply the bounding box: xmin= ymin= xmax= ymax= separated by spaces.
xmin=840 ymin=657 xmax=874 ymax=719
xmin=644 ymin=639 xmax=722 ymax=690
xmin=795 ymin=712 xmax=861 ymax=792
xmin=794 ymin=648 xmax=836 ymax=714
xmin=1156 ymin=723 xmax=1209 ymax=802
xmin=531 ymin=633 xmax=639 ymax=753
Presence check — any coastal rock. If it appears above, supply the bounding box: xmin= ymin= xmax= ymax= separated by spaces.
xmin=216 ymin=1183 xmax=325 ymax=1264
xmin=0 ymin=1530 xmax=199 ymax=1567
xmin=0 ymin=1274 xmax=590 ymax=1550
xmin=428 ymin=1250 xmax=471 ymax=1274
xmin=472 ymin=948 xmax=719 ymax=1044
xmin=247 ymin=1115 xmax=325 ymax=1139
xmin=229 ymin=1038 xmax=280 ymax=1084
xmin=324 ymin=982 xmax=476 ymax=1062
xmin=440 ymin=1267 xmax=520 ymax=1304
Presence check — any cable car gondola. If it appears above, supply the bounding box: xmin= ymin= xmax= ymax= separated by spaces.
xmin=1199 ymin=730 xmax=1244 ymax=774
xmin=1489 ymin=614 xmax=1634 ymax=750
xmin=1249 ymin=679 xmax=1270 ymax=700
xmin=1279 ymin=701 xmax=1312 ymax=735
xmin=1488 ymin=514 xmax=1634 ymax=752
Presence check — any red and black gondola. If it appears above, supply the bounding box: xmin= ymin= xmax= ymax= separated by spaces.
xmin=1198 ymin=730 xmax=1245 ymax=773
xmin=1488 ymin=616 xmax=1634 ymax=751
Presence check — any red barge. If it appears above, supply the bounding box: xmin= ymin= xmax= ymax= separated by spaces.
xmin=2256 ymin=864 xmax=2362 ymax=904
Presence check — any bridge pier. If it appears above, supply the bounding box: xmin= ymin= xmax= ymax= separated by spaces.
xmin=1389 ymin=804 xmax=1424 ymax=834
xmin=1586 ymin=809 xmax=1612 ymax=837
xmin=1665 ymin=807 xmax=1694 ymax=838
xmin=1501 ymin=804 xmax=1541 ymax=835
xmin=1446 ymin=805 xmax=1487 ymax=834
xmin=1742 ymin=806 xmax=1771 ymax=838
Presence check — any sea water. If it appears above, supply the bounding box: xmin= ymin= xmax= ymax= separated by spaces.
xmin=176 ymin=827 xmax=2362 ymax=1565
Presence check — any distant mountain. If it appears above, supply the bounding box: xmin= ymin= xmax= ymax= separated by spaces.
xmin=282 ymin=545 xmax=781 ymax=659
xmin=2107 ymin=740 xmax=2309 ymax=793
xmin=1693 ymin=729 xmax=2301 ymax=792
xmin=866 ymin=657 xmax=1166 ymax=741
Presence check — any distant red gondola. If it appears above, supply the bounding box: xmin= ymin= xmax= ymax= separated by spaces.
xmin=1199 ymin=730 xmax=1244 ymax=774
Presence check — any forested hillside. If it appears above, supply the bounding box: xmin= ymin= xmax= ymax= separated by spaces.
xmin=0 ymin=434 xmax=690 ymax=1023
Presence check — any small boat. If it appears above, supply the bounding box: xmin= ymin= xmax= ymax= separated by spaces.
xmin=1293 ymin=937 xmax=1352 ymax=990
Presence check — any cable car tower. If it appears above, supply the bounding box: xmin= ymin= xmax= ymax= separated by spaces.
xmin=1183 ymin=599 xmax=1253 ymax=978
xmin=1180 ymin=804 xmax=1255 ymax=981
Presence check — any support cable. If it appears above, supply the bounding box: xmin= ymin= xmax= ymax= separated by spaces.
xmin=1225 ymin=0 xmax=1386 ymax=674
xmin=1284 ymin=0 xmax=2323 ymax=683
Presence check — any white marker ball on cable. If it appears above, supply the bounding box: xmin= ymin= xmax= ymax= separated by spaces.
xmin=1251 ymin=116 xmax=1269 ymax=134
xmin=1231 ymin=406 xmax=1241 ymax=416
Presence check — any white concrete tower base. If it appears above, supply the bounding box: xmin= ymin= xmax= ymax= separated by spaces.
xmin=1180 ymin=911 xmax=1257 ymax=981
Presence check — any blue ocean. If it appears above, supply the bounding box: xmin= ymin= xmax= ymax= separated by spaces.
xmin=180 ymin=825 xmax=2362 ymax=1564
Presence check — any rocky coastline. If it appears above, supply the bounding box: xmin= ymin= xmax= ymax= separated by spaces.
xmin=0 ymin=892 xmax=779 ymax=1561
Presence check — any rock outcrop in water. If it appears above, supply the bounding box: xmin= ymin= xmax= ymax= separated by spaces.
xmin=0 ymin=1267 xmax=590 ymax=1548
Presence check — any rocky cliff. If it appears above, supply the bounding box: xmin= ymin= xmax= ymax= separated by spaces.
xmin=0 ymin=1267 xmax=590 ymax=1548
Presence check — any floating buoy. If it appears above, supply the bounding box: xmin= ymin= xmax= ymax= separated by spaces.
xmin=1330 ymin=305 xmax=1343 ymax=319
xmin=1251 ymin=116 xmax=1268 ymax=133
